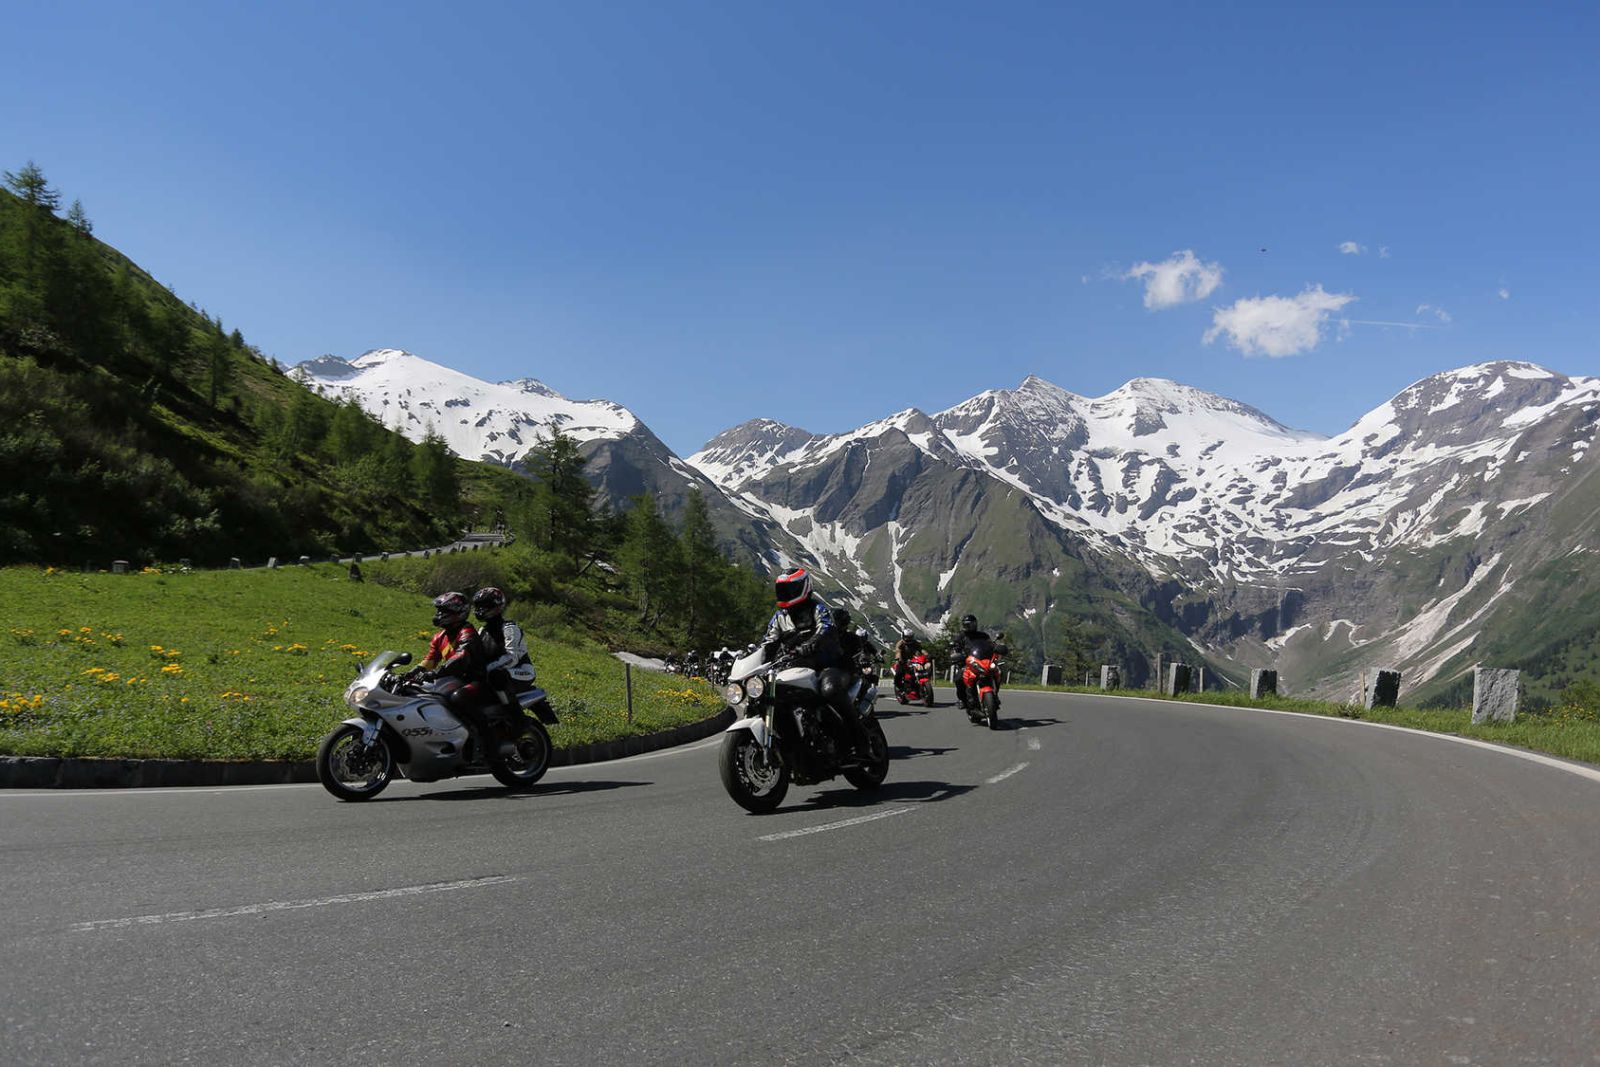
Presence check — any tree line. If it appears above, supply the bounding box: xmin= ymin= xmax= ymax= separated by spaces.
xmin=0 ymin=160 xmax=468 ymax=564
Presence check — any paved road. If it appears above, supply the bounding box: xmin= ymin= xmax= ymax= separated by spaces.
xmin=3 ymin=692 xmax=1598 ymax=1065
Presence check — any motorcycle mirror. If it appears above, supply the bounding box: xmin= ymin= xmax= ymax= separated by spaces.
xmin=394 ymin=651 xmax=412 ymax=666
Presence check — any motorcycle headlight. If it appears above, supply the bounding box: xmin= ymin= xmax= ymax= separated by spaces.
xmin=745 ymin=675 xmax=766 ymax=701
xmin=722 ymin=682 xmax=746 ymax=706
xmin=346 ymin=686 xmax=370 ymax=709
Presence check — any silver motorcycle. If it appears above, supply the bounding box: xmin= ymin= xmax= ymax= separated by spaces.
xmin=717 ymin=647 xmax=889 ymax=813
xmin=316 ymin=651 xmax=558 ymax=801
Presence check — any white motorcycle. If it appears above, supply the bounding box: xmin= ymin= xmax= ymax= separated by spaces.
xmin=316 ymin=651 xmax=559 ymax=801
xmin=717 ymin=647 xmax=890 ymax=814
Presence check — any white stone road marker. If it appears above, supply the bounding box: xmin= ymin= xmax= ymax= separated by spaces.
xmin=986 ymin=762 xmax=1030 ymax=784
xmin=71 ymin=876 xmax=518 ymax=932
xmin=759 ymin=807 xmax=912 ymax=842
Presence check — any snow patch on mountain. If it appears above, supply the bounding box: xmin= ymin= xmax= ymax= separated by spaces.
xmin=293 ymin=349 xmax=639 ymax=464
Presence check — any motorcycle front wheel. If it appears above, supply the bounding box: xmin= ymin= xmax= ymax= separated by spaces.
xmin=923 ymin=686 xmax=935 ymax=708
xmin=843 ymin=718 xmax=890 ymax=791
xmin=490 ymin=719 xmax=553 ymax=790
xmin=719 ymin=731 xmax=789 ymax=814
xmin=982 ymin=690 xmax=999 ymax=730
xmin=317 ymin=724 xmax=395 ymax=801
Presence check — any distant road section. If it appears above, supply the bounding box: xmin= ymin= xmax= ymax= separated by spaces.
xmin=2 ymin=691 xmax=1596 ymax=1065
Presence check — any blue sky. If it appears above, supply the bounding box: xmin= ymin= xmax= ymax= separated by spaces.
xmin=5 ymin=0 xmax=1597 ymax=452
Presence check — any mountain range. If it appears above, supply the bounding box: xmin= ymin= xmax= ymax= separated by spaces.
xmin=296 ymin=350 xmax=1600 ymax=706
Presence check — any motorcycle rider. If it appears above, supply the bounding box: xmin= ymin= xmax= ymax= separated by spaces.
xmin=762 ymin=567 xmax=870 ymax=755
xmin=432 ymin=586 xmax=535 ymax=760
xmin=950 ymin=614 xmax=1007 ymax=709
xmin=891 ymin=631 xmax=922 ymax=695
xmin=417 ymin=591 xmax=477 ymax=674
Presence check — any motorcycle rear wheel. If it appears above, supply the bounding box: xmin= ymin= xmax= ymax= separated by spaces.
xmin=317 ymin=724 xmax=395 ymax=801
xmin=719 ymin=732 xmax=789 ymax=813
xmin=843 ymin=719 xmax=890 ymax=790
xmin=490 ymin=719 xmax=553 ymax=790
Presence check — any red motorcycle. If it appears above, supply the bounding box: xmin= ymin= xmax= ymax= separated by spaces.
xmin=896 ymin=652 xmax=935 ymax=706
xmin=961 ymin=645 xmax=1004 ymax=729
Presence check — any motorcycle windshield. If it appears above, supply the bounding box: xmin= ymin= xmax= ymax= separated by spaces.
xmin=965 ymin=636 xmax=996 ymax=660
xmin=358 ymin=651 xmax=408 ymax=687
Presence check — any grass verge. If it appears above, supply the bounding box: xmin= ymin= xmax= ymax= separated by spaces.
xmin=1007 ymin=682 xmax=1600 ymax=766
xmin=0 ymin=565 xmax=723 ymax=760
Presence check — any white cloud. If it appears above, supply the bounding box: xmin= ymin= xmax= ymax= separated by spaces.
xmin=1203 ymin=285 xmax=1357 ymax=358
xmin=1378 ymin=246 xmax=1391 ymax=259
xmin=1417 ymin=304 xmax=1452 ymax=323
xmin=1339 ymin=241 xmax=1365 ymax=255
xmin=1123 ymin=250 xmax=1224 ymax=310
xmin=1498 ymin=286 xmax=1511 ymax=300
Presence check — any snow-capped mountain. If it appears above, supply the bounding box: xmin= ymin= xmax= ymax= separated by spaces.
xmin=294 ymin=349 xmax=639 ymax=465
xmin=692 ymin=361 xmax=1600 ymax=701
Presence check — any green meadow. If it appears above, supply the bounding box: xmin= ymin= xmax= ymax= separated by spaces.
xmin=0 ymin=565 xmax=722 ymax=760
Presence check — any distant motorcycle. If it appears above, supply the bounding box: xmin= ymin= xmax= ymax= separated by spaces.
xmin=316 ymin=651 xmax=559 ymax=801
xmin=717 ymin=647 xmax=890 ymax=813
xmin=960 ymin=641 xmax=1004 ymax=730
xmin=896 ymin=652 xmax=935 ymax=707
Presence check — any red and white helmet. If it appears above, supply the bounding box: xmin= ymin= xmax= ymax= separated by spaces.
xmin=774 ymin=567 xmax=811 ymax=609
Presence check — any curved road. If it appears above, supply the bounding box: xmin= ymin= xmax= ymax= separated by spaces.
xmin=3 ymin=692 xmax=1598 ymax=1065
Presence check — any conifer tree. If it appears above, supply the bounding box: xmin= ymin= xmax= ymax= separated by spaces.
xmin=617 ymin=494 xmax=683 ymax=628
xmin=66 ymin=199 xmax=92 ymax=235
xmin=678 ymin=488 xmax=728 ymax=647
xmin=411 ymin=427 xmax=459 ymax=514
xmin=3 ymin=161 xmax=60 ymax=211
xmin=523 ymin=421 xmax=594 ymax=566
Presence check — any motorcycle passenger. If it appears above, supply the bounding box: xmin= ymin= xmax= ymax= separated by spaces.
xmin=762 ymin=567 xmax=870 ymax=755
xmin=892 ymin=631 xmax=922 ymax=695
xmin=833 ymin=608 xmax=880 ymax=686
xmin=951 ymin=614 xmax=1007 ymax=709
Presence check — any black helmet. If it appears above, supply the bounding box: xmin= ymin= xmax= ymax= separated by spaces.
xmin=472 ymin=586 xmax=508 ymax=620
xmin=432 ymin=591 xmax=469 ymax=628
xmin=833 ymin=607 xmax=852 ymax=630
xmin=961 ymin=614 xmax=978 ymax=633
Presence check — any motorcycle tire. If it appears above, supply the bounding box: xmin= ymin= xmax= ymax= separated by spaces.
xmin=719 ymin=732 xmax=789 ymax=814
xmin=843 ymin=719 xmax=890 ymax=791
xmin=923 ymin=687 xmax=935 ymax=708
xmin=317 ymin=723 xmax=395 ymax=801
xmin=896 ymin=691 xmax=908 ymax=705
xmin=983 ymin=690 xmax=999 ymax=730
xmin=490 ymin=719 xmax=553 ymax=790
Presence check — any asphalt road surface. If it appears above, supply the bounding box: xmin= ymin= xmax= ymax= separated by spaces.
xmin=4 ymin=691 xmax=1598 ymax=1065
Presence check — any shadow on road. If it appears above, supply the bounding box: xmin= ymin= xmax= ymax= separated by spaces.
xmin=993 ymin=716 xmax=1065 ymax=731
xmin=777 ymin=778 xmax=976 ymax=814
xmin=887 ymin=744 xmax=958 ymax=761
xmin=409 ymin=780 xmax=652 ymax=802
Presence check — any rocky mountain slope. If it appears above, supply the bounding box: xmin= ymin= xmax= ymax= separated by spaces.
xmin=296 ymin=347 xmax=1600 ymax=703
xmin=692 ymin=362 xmax=1600 ymax=703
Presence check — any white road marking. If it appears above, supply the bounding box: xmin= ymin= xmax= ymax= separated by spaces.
xmin=1044 ymin=691 xmax=1600 ymax=787
xmin=69 ymin=875 xmax=518 ymax=932
xmin=986 ymin=762 xmax=1029 ymax=784
xmin=758 ymin=807 xmax=912 ymax=842
xmin=1027 ymin=738 xmax=1041 ymax=751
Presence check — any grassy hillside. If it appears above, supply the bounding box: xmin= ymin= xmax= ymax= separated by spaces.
xmin=0 ymin=172 xmax=524 ymax=566
xmin=0 ymin=564 xmax=723 ymax=760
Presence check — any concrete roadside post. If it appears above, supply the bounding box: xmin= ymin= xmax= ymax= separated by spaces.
xmin=1101 ymin=665 xmax=1121 ymax=690
xmin=1250 ymin=669 xmax=1278 ymax=699
xmin=1165 ymin=663 xmax=1192 ymax=697
xmin=625 ymin=662 xmax=634 ymax=724
xmin=1041 ymin=665 xmax=1063 ymax=686
xmin=1154 ymin=653 xmax=1165 ymax=691
xmin=1471 ymin=667 xmax=1520 ymax=723
xmin=112 ymin=560 xmax=129 ymax=573
xmin=1365 ymin=669 xmax=1401 ymax=709
xmin=267 ymin=557 xmax=279 ymax=569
